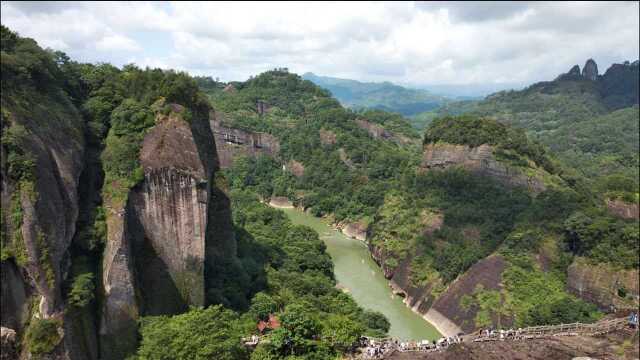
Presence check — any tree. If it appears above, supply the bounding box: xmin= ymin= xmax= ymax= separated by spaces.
xmin=321 ymin=315 xmax=364 ymax=352
xmin=136 ymin=306 xmax=248 ymax=360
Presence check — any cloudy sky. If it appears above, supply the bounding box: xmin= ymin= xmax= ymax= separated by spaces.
xmin=1 ymin=1 xmax=638 ymax=88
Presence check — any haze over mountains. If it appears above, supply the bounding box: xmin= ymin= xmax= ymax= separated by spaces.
xmin=302 ymin=72 xmax=524 ymax=117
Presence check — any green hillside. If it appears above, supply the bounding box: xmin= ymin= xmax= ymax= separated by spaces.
xmin=302 ymin=72 xmax=448 ymax=116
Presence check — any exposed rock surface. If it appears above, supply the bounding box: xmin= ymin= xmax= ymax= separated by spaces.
xmin=319 ymin=129 xmax=337 ymax=145
xmin=210 ymin=113 xmax=280 ymax=168
xmin=0 ymin=327 xmax=16 ymax=360
xmin=605 ymin=198 xmax=639 ymax=220
xmin=100 ymin=109 xmax=234 ymax=359
xmin=269 ymin=196 xmax=294 ymax=208
xmin=256 ymin=100 xmax=269 ymax=115
xmin=388 ymin=329 xmax=639 ymax=360
xmin=339 ymin=221 xmax=368 ymax=241
xmin=0 ymin=260 xmax=28 ymax=331
xmin=556 ymin=65 xmax=582 ymax=81
xmin=566 ymin=257 xmax=639 ymax=310
xmin=367 ymin=215 xmax=507 ymax=336
xmin=1 ymin=103 xmax=84 ymax=318
xmin=285 ymin=160 xmax=305 ymax=178
xmin=421 ymin=143 xmax=547 ymax=193
xmin=582 ymin=59 xmax=599 ymax=81
xmin=430 ymin=255 xmax=508 ymax=334
xmin=222 ymin=84 xmax=236 ymax=93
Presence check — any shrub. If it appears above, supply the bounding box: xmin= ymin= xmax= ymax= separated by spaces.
xmin=25 ymin=318 xmax=62 ymax=355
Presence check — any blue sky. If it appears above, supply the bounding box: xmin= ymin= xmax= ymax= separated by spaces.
xmin=1 ymin=1 xmax=638 ymax=88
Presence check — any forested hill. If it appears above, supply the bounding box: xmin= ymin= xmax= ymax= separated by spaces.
xmin=200 ymin=69 xmax=422 ymax=222
xmin=413 ymin=59 xmax=640 ymax=199
xmin=302 ymin=72 xmax=448 ymax=116
xmin=202 ymin=66 xmax=637 ymax=325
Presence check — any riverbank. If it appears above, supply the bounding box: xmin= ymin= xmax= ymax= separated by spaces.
xmin=274 ymin=205 xmax=441 ymax=340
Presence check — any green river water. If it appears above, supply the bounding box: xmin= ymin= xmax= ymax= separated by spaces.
xmin=281 ymin=208 xmax=441 ymax=341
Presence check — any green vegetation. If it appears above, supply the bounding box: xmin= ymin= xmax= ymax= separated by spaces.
xmin=135 ymin=192 xmax=388 ymax=359
xmin=424 ymin=115 xmax=556 ymax=172
xmin=209 ymin=69 xmax=420 ymax=223
xmin=25 ymin=318 xmax=62 ymax=355
xmin=500 ymin=257 xmax=601 ymax=327
xmin=68 ymin=273 xmax=95 ymax=308
xmin=135 ymin=305 xmax=248 ymax=360
xmin=422 ymin=69 xmax=639 ymax=201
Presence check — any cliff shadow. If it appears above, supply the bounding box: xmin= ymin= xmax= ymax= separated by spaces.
xmin=127 ymin=207 xmax=187 ymax=316
xmin=205 ymin=226 xmax=270 ymax=311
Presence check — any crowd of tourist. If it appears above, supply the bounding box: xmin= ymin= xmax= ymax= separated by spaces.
xmin=360 ymin=335 xmax=463 ymax=358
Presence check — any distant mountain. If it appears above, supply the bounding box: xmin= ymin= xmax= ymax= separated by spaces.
xmin=302 ymin=72 xmax=448 ymax=116
xmin=421 ymin=59 xmax=640 ymax=185
xmin=418 ymin=82 xmax=525 ymax=99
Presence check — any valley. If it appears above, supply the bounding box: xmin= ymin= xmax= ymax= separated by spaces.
xmin=1 ymin=5 xmax=639 ymax=358
xmin=281 ymin=207 xmax=441 ymax=341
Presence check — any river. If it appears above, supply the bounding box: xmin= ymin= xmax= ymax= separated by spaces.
xmin=280 ymin=208 xmax=441 ymax=341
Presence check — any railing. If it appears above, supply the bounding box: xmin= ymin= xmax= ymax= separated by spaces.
xmin=243 ymin=317 xmax=635 ymax=358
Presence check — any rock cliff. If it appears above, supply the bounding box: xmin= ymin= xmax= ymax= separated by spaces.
xmin=582 ymin=59 xmax=599 ymax=81
xmin=210 ymin=112 xmax=280 ymax=168
xmin=605 ymin=198 xmax=639 ymax=220
xmin=2 ymin=72 xmax=85 ymax=359
xmin=567 ymin=257 xmax=639 ymax=310
xmin=100 ymin=108 xmax=234 ymax=359
xmin=420 ymin=143 xmax=548 ymax=193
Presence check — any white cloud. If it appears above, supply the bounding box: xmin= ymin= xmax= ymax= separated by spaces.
xmin=1 ymin=1 xmax=638 ymax=87
xmin=95 ymin=34 xmax=141 ymax=52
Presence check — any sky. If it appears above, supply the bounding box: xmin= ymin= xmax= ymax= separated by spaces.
xmin=1 ymin=1 xmax=639 ymax=89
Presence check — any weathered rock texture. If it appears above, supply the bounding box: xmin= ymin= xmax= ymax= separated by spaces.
xmin=430 ymin=255 xmax=508 ymax=334
xmin=319 ymin=129 xmax=337 ymax=145
xmin=0 ymin=327 xmax=17 ymax=360
xmin=339 ymin=221 xmax=368 ymax=241
xmin=210 ymin=113 xmax=280 ymax=168
xmin=269 ymin=196 xmax=294 ymax=208
xmin=605 ymin=198 xmax=639 ymax=220
xmin=0 ymin=260 xmax=28 ymax=332
xmin=101 ymin=109 xmax=234 ymax=359
xmin=582 ymin=59 xmax=599 ymax=81
xmin=421 ymin=143 xmax=547 ymax=193
xmin=355 ymin=119 xmax=418 ymax=146
xmin=567 ymin=258 xmax=639 ymax=310
xmin=1 ymin=104 xmax=84 ymax=319
xmin=2 ymin=81 xmax=86 ymax=360
xmin=356 ymin=119 xmax=393 ymax=141
xmin=285 ymin=160 xmax=305 ymax=178
xmin=388 ymin=328 xmax=639 ymax=360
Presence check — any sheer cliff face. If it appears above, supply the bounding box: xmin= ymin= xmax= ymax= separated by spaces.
xmin=100 ymin=111 xmax=234 ymax=359
xmin=1 ymin=88 xmax=84 ymax=360
xmin=421 ymin=143 xmax=548 ymax=193
xmin=210 ymin=111 xmax=280 ymax=169
xmin=567 ymin=258 xmax=639 ymax=310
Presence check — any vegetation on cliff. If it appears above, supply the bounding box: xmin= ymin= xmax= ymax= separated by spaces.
xmin=207 ymin=69 xmax=420 ymax=223
xmin=133 ymin=192 xmax=389 ymax=359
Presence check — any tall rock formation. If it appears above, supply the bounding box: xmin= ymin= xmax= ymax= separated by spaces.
xmin=582 ymin=59 xmax=599 ymax=81
xmin=2 ymin=58 xmax=85 ymax=358
xmin=100 ymin=106 xmax=235 ymax=359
